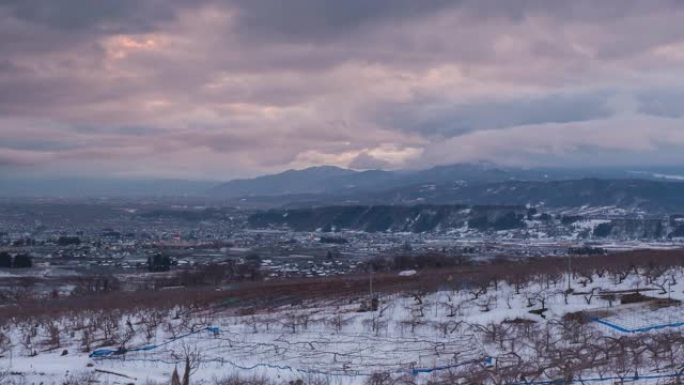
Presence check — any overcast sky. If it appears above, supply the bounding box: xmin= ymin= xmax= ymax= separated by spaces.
xmin=3 ymin=0 xmax=684 ymax=180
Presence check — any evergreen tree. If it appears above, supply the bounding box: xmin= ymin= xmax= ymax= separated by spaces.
xmin=13 ymin=254 xmax=32 ymax=268
xmin=0 ymin=252 xmax=11 ymax=268
xmin=148 ymin=253 xmax=172 ymax=272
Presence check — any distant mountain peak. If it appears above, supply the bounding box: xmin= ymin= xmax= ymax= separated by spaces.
xmin=281 ymin=165 xmax=356 ymax=175
xmin=209 ymin=162 xmax=517 ymax=199
xmin=209 ymin=165 xmax=359 ymax=198
xmin=208 ymin=163 xmax=684 ymax=211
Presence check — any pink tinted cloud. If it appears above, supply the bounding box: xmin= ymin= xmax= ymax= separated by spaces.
xmin=2 ymin=1 xmax=684 ymax=177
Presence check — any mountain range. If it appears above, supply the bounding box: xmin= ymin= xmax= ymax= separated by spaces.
xmin=6 ymin=163 xmax=684 ymax=213
xmin=210 ymin=163 xmax=684 ymax=213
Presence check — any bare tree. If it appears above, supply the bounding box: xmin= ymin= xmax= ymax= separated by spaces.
xmin=327 ymin=311 xmax=351 ymax=334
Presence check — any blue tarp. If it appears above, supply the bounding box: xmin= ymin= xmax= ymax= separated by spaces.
xmin=592 ymin=317 xmax=684 ymax=333
xmin=89 ymin=325 xmax=220 ymax=358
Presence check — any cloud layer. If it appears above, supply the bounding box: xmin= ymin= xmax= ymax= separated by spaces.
xmin=3 ymin=0 xmax=684 ymax=179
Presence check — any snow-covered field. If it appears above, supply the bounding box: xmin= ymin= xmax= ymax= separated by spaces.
xmin=4 ymin=263 xmax=684 ymax=385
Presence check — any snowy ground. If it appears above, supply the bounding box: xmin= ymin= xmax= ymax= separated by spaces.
xmin=4 ymin=265 xmax=684 ymax=384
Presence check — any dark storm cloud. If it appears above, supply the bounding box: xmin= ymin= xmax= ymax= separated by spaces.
xmin=1 ymin=139 xmax=79 ymax=151
xmin=0 ymin=0 xmax=181 ymax=33
xmin=638 ymin=89 xmax=684 ymax=118
xmin=229 ymin=0 xmax=684 ymax=44
xmin=374 ymin=93 xmax=614 ymax=137
xmin=69 ymin=125 xmax=162 ymax=136
xmin=230 ymin=0 xmax=454 ymax=42
xmin=0 ymin=156 xmax=30 ymax=167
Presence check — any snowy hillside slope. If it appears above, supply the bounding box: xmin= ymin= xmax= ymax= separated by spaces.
xmin=4 ymin=261 xmax=684 ymax=384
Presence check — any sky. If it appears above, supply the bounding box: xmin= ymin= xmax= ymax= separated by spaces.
xmin=3 ymin=0 xmax=684 ymax=180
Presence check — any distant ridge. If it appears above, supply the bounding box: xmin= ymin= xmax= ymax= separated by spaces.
xmin=209 ymin=166 xmax=360 ymax=197
xmin=210 ymin=163 xmax=684 ymax=213
xmin=209 ymin=162 xmax=520 ymax=198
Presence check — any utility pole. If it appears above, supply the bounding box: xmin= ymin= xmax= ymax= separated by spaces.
xmin=370 ymin=265 xmax=374 ymax=299
xmin=567 ymin=253 xmax=572 ymax=291
xmin=370 ymin=265 xmax=375 ymax=330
